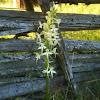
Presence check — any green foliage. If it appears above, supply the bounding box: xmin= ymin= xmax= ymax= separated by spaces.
xmin=0 ymin=0 xmax=8 ymax=3
xmin=0 ymin=0 xmax=5 ymax=2
xmin=54 ymin=93 xmax=64 ymax=100
xmin=62 ymin=30 xmax=100 ymax=41
xmin=57 ymin=3 xmax=100 ymax=14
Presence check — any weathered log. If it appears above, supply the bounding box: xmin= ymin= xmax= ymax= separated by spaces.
xmin=0 ymin=10 xmax=100 ymax=36
xmin=0 ymin=39 xmax=100 ymax=53
xmin=0 ymin=52 xmax=99 ymax=84
xmin=72 ymin=63 xmax=100 ymax=72
xmin=0 ymin=77 xmax=35 ymax=84
xmin=73 ymin=71 xmax=100 ymax=83
xmin=0 ymin=39 xmax=38 ymax=52
xmin=68 ymin=53 xmax=100 ymax=92
xmin=0 ymin=76 xmax=65 ymax=100
xmin=68 ymin=53 xmax=100 ymax=83
xmin=69 ymin=54 xmax=100 ymax=63
xmin=64 ymin=39 xmax=100 ymax=52
xmin=0 ymin=54 xmax=62 ymax=77
xmin=0 ymin=10 xmax=43 ymax=36
xmin=72 ymin=55 xmax=100 ymax=83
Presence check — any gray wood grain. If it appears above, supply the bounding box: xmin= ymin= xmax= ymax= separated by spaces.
xmin=69 ymin=54 xmax=100 ymax=68
xmin=0 ymin=39 xmax=100 ymax=53
xmin=73 ymin=71 xmax=100 ymax=83
xmin=0 ymin=39 xmax=38 ymax=52
xmin=57 ymin=33 xmax=72 ymax=81
xmin=0 ymin=77 xmax=35 ymax=85
xmin=56 ymin=31 xmax=77 ymax=94
xmin=0 ymin=76 xmax=65 ymax=100
xmin=69 ymin=54 xmax=100 ymax=62
xmin=69 ymin=53 xmax=100 ymax=84
xmin=64 ymin=39 xmax=100 ymax=52
xmin=72 ymin=63 xmax=100 ymax=72
xmin=1 ymin=10 xmax=100 ymax=36
xmin=0 ymin=54 xmax=61 ymax=78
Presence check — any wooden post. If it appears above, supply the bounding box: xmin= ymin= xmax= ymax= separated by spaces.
xmin=56 ymin=31 xmax=77 ymax=95
xmin=20 ymin=0 xmax=24 ymax=9
xmin=10 ymin=0 xmax=24 ymax=9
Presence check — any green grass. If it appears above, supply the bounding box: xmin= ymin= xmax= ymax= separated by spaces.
xmin=57 ymin=3 xmax=100 ymax=14
xmin=52 ymin=79 xmax=100 ymax=100
xmin=62 ymin=30 xmax=100 ymax=41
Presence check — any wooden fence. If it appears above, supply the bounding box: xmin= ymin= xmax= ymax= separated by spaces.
xmin=0 ymin=9 xmax=100 ymax=100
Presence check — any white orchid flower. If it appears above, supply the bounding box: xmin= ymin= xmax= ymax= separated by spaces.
xmin=49 ymin=67 xmax=56 ymax=78
xmin=53 ymin=38 xmax=61 ymax=46
xmin=49 ymin=40 xmax=54 ymax=47
xmin=48 ymin=38 xmax=60 ymax=46
xmin=42 ymin=64 xmax=50 ymax=76
xmin=39 ymin=21 xmax=43 ymax=28
xmin=54 ymin=35 xmax=59 ymax=39
xmin=37 ymin=33 xmax=41 ymax=38
xmin=56 ymin=19 xmax=61 ymax=26
xmin=42 ymin=49 xmax=53 ymax=59
xmin=47 ymin=36 xmax=53 ymax=42
xmin=45 ymin=15 xmax=48 ymax=20
xmin=38 ymin=43 xmax=46 ymax=53
xmin=53 ymin=39 xmax=59 ymax=46
xmin=50 ymin=28 xmax=58 ymax=32
xmin=43 ymin=68 xmax=50 ymax=74
xmin=46 ymin=11 xmax=50 ymax=15
xmin=43 ymin=66 xmax=56 ymax=78
xmin=50 ymin=25 xmax=55 ymax=28
xmin=36 ymin=53 xmax=41 ymax=63
xmin=44 ymin=32 xmax=52 ymax=38
xmin=52 ymin=48 xmax=58 ymax=57
xmin=36 ymin=33 xmax=41 ymax=42
xmin=43 ymin=23 xmax=49 ymax=31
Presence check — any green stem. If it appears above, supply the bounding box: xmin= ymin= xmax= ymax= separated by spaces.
xmin=46 ymin=73 xmax=49 ymax=100
xmin=45 ymin=55 xmax=49 ymax=100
